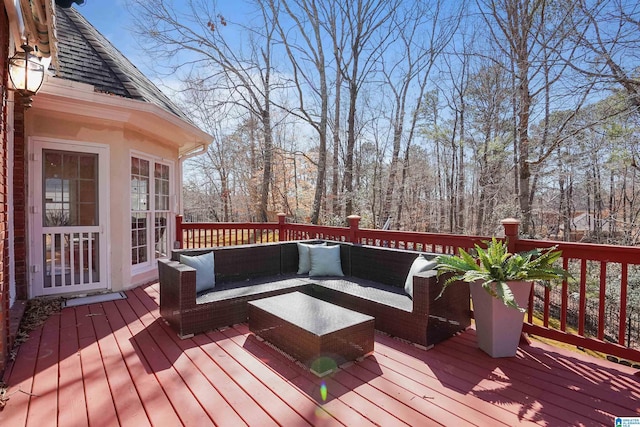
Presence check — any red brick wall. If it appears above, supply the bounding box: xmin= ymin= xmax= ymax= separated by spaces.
xmin=13 ymin=100 xmax=25 ymax=301
xmin=0 ymin=5 xmax=10 ymax=373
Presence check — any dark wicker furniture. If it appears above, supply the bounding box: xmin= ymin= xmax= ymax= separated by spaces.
xmin=248 ymin=292 xmax=375 ymax=376
xmin=158 ymin=241 xmax=470 ymax=346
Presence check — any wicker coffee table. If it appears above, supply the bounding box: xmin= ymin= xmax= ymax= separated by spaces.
xmin=248 ymin=291 xmax=375 ymax=376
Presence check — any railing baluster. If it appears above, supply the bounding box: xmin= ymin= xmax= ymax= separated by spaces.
xmin=543 ymin=285 xmax=550 ymax=328
xmin=598 ymin=262 xmax=607 ymax=341
xmin=619 ymin=263 xmax=628 ymax=346
xmin=561 ymin=257 xmax=569 ymax=332
xmin=578 ymin=258 xmax=587 ymax=336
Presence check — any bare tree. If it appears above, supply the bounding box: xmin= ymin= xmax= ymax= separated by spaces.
xmin=477 ymin=0 xmax=590 ymax=235
xmin=339 ymin=0 xmax=399 ymax=217
xmin=268 ymin=0 xmax=330 ymax=224
xmin=129 ymin=0 xmax=284 ymax=221
xmin=379 ymin=0 xmax=461 ymax=229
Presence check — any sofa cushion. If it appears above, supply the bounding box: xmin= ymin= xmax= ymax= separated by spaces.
xmin=180 ymin=251 xmax=215 ymax=293
xmin=297 ymin=242 xmax=326 ymax=274
xmin=308 ymin=277 xmax=413 ymax=312
xmin=404 ymin=255 xmax=437 ymax=298
xmin=309 ymin=245 xmax=344 ymax=277
xmin=196 ymin=275 xmax=309 ymax=303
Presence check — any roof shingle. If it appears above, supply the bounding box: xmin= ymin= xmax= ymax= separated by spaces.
xmin=53 ymin=6 xmax=192 ymax=123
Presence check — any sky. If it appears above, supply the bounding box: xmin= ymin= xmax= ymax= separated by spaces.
xmin=71 ymin=1 xmax=251 ymax=96
xmin=72 ymin=2 xmax=144 ymax=72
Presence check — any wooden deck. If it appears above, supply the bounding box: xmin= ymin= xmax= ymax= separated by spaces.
xmin=2 ymin=283 xmax=639 ymax=426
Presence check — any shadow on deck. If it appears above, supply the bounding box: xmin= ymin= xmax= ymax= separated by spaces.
xmin=2 ymin=282 xmax=639 ymax=426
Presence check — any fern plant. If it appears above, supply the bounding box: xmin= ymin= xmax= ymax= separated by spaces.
xmin=436 ymin=238 xmax=570 ymax=311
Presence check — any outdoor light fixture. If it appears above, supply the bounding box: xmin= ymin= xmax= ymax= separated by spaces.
xmin=8 ymin=44 xmax=45 ymax=108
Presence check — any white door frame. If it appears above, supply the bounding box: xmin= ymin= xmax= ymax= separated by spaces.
xmin=28 ymin=137 xmax=110 ymax=297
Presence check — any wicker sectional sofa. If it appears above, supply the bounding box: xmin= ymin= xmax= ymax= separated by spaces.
xmin=158 ymin=241 xmax=470 ymax=347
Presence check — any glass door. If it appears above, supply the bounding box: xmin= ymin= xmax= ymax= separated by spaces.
xmin=31 ymin=140 xmax=109 ymax=296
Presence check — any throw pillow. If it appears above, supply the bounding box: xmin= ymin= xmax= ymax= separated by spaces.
xmin=180 ymin=251 xmax=215 ymax=293
xmin=297 ymin=242 xmax=326 ymax=274
xmin=404 ymin=255 xmax=437 ymax=298
xmin=309 ymin=245 xmax=344 ymax=277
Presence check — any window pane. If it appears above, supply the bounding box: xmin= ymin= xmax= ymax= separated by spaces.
xmin=79 ymin=155 xmax=97 ymax=180
xmin=43 ymin=150 xmax=98 ymax=227
xmin=131 ymin=157 xmax=149 ymax=213
xmin=131 ymin=212 xmax=148 ymax=265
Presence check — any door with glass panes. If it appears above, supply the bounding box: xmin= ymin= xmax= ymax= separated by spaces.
xmin=30 ymin=139 xmax=109 ymax=296
xmin=130 ymin=155 xmax=171 ymax=271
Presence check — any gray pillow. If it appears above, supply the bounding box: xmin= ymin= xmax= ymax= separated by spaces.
xmin=180 ymin=252 xmax=215 ymax=293
xmin=404 ymin=255 xmax=437 ymax=298
xmin=309 ymin=245 xmax=344 ymax=277
xmin=297 ymin=242 xmax=326 ymax=274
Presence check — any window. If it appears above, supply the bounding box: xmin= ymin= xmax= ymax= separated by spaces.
xmin=131 ymin=155 xmax=172 ymax=268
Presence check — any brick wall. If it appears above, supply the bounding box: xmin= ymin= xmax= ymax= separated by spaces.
xmin=0 ymin=5 xmax=10 ymax=373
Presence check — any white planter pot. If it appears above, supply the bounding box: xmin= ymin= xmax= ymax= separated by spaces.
xmin=470 ymin=280 xmax=532 ymax=358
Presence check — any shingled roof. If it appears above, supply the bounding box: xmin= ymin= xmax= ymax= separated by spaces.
xmin=53 ymin=6 xmax=191 ymax=123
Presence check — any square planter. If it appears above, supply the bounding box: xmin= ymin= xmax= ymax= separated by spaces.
xmin=470 ymin=280 xmax=532 ymax=357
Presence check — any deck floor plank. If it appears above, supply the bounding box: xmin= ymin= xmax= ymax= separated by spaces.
xmin=75 ymin=304 xmax=120 ymax=427
xmin=219 ymin=326 xmax=345 ymax=426
xmin=24 ymin=311 xmax=60 ymax=427
xmin=433 ymin=333 xmax=632 ymax=424
xmin=3 ymin=282 xmax=640 ymax=427
xmin=129 ymin=288 xmax=258 ymax=427
xmin=57 ymin=308 xmax=88 ymax=427
xmin=377 ymin=333 xmax=590 ymax=425
xmin=125 ymin=288 xmax=226 ymax=426
xmin=231 ymin=324 xmax=378 ymax=427
xmin=373 ymin=334 xmax=538 ymax=426
xmin=205 ymin=329 xmax=314 ymax=426
xmin=135 ymin=285 xmax=332 ymax=427
xmin=1 ymin=326 xmax=41 ymax=427
xmin=87 ymin=303 xmax=151 ymax=427
xmin=108 ymin=299 xmax=184 ymax=427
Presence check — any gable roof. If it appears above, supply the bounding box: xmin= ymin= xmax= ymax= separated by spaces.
xmin=52 ymin=6 xmax=192 ymax=124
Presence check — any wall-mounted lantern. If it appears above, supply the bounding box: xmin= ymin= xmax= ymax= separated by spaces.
xmin=8 ymin=45 xmax=45 ymax=108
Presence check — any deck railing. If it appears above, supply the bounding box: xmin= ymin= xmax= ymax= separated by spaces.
xmin=175 ymin=213 xmax=640 ymax=363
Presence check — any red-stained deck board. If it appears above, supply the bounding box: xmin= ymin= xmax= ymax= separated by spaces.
xmin=123 ymin=292 xmax=219 ymax=426
xmin=345 ymin=360 xmax=463 ymax=427
xmin=223 ymin=325 xmax=402 ymax=427
xmin=327 ymin=374 xmax=406 ymax=426
xmin=25 ymin=311 xmax=60 ymax=427
xmin=57 ymin=308 xmax=88 ymax=427
xmin=137 ymin=285 xmax=328 ymax=426
xmin=1 ymin=327 xmax=41 ymax=426
xmin=377 ymin=335 xmax=577 ymax=425
xmin=190 ymin=333 xmax=277 ymax=427
xmin=218 ymin=326 xmax=342 ymax=426
xmin=107 ymin=299 xmax=183 ymax=427
xmin=372 ymin=336 xmax=534 ymax=426
xmin=75 ymin=304 xmax=120 ymax=427
xmin=329 ymin=365 xmax=436 ymax=426
xmin=204 ymin=329 xmax=313 ymax=426
xmin=433 ymin=333 xmax=631 ymax=424
xmin=3 ymin=281 xmax=640 ymax=427
xmin=131 ymin=290 xmax=250 ymax=426
xmin=87 ymin=303 xmax=150 ymax=427
xmin=231 ymin=324 xmax=377 ymax=427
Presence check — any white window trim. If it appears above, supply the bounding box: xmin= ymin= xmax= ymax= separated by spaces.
xmin=130 ymin=151 xmax=175 ymax=274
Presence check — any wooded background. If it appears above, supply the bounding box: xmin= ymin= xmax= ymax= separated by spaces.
xmin=130 ymin=0 xmax=640 ymax=244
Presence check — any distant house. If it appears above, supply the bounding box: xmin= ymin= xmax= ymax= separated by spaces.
xmin=558 ymin=212 xmax=621 ymax=242
xmin=0 ymin=2 xmax=212 ymax=372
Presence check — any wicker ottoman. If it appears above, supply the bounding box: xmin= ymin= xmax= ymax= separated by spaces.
xmin=248 ymin=291 xmax=375 ymax=376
